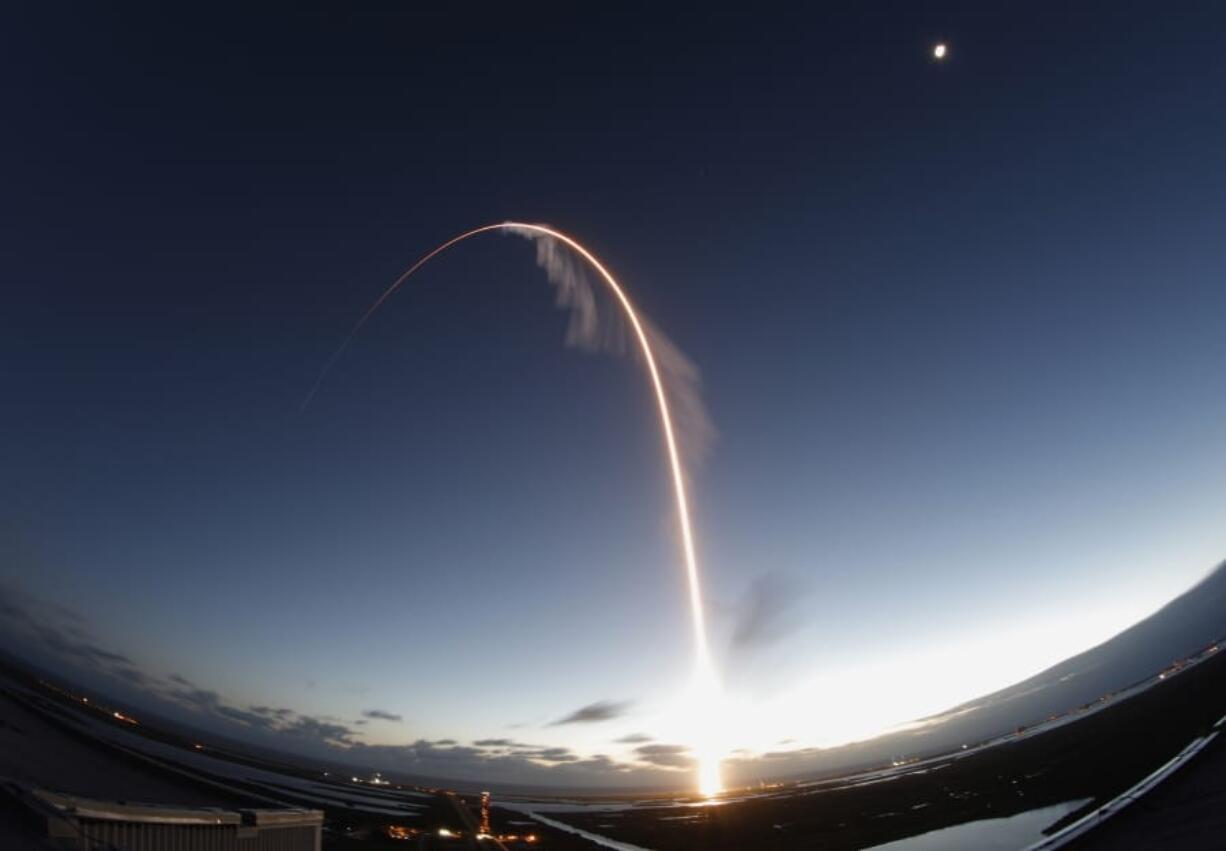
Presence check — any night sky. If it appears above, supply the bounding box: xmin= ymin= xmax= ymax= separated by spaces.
xmin=3 ymin=4 xmax=1226 ymax=787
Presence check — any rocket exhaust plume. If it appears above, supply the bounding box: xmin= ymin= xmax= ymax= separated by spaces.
xmin=305 ymin=223 xmax=723 ymax=794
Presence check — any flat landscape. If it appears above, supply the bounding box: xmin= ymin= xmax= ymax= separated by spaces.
xmin=3 ymin=643 xmax=1224 ymax=849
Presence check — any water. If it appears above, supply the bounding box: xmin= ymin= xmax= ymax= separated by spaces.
xmin=866 ymin=799 xmax=1090 ymax=850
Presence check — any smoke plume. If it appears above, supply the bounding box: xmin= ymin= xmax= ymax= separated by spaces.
xmin=507 ymin=226 xmax=715 ymax=468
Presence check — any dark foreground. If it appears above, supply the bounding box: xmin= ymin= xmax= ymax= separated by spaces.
xmin=1067 ymin=711 xmax=1226 ymax=850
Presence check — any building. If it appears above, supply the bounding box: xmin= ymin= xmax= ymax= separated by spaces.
xmin=9 ymin=783 xmax=323 ymax=851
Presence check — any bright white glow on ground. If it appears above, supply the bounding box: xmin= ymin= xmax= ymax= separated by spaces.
xmin=690 ymin=665 xmax=726 ymax=798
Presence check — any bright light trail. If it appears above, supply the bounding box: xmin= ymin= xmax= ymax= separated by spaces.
xmin=306 ymin=222 xmax=723 ymax=793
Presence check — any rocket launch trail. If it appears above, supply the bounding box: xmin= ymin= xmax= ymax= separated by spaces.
xmin=307 ymin=222 xmax=723 ymax=794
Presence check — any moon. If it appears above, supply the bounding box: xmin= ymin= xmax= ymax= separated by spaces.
xmin=933 ymin=42 xmax=948 ymax=60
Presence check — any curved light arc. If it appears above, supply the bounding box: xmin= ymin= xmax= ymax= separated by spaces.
xmin=306 ymin=222 xmax=714 ymax=676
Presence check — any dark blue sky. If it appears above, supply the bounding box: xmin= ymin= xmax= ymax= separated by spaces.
xmin=3 ymin=3 xmax=1225 ymax=785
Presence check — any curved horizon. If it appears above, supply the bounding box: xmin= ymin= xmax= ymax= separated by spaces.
xmin=1 ymin=557 xmax=1220 ymax=792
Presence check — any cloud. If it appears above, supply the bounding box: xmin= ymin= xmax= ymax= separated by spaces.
xmin=0 ymin=575 xmax=86 ymax=628
xmin=0 ymin=578 xmax=717 ymax=789
xmin=517 ymin=746 xmax=578 ymax=764
xmin=109 ymin=665 xmax=150 ymax=687
xmin=505 ymin=228 xmax=716 ymax=469
xmin=30 ymin=622 xmax=133 ymax=668
xmin=156 ymin=679 xmax=361 ymax=749
xmin=730 ymin=571 xmax=810 ymax=650
xmin=250 ymin=705 xmax=295 ymax=719
xmin=634 ymin=743 xmax=694 ymax=770
xmin=215 ymin=705 xmax=279 ymax=730
xmin=570 ymin=754 xmax=624 ymax=773
xmin=0 ymin=581 xmax=363 ymax=748
xmin=161 ymin=681 xmax=317 ymax=736
xmin=760 ymin=746 xmax=820 ymax=760
xmin=0 ymin=581 xmax=149 ymax=687
xmin=549 ymin=699 xmax=631 ymax=726
xmin=339 ymin=737 xmax=664 ymax=788
xmin=615 ymin=732 xmax=654 ymax=744
xmin=170 ymin=686 xmax=222 ymax=710
xmin=277 ymin=716 xmax=356 ymax=747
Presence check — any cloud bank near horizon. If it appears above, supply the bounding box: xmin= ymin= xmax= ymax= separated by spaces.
xmin=0 ymin=578 xmax=717 ymax=788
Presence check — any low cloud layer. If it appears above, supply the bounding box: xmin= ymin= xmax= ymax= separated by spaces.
xmin=0 ymin=581 xmax=367 ymax=753
xmin=0 ymin=579 xmax=699 ymax=788
xmin=634 ymin=743 xmax=694 ymax=770
xmin=0 ymin=579 xmax=148 ymax=688
xmin=2 ymin=578 xmax=862 ymax=789
xmin=549 ymin=699 xmax=631 ymax=726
